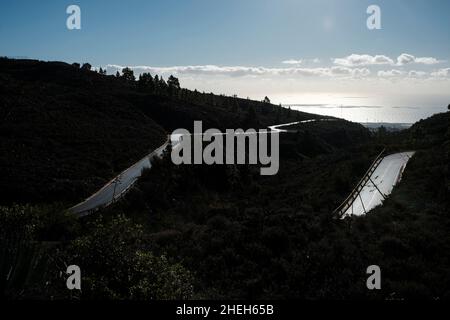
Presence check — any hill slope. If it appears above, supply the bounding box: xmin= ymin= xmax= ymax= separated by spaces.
xmin=0 ymin=58 xmax=338 ymax=205
xmin=0 ymin=59 xmax=167 ymax=204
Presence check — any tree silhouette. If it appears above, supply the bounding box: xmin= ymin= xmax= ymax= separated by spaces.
xmin=98 ymin=67 xmax=107 ymax=75
xmin=263 ymin=96 xmax=271 ymax=104
xmin=167 ymin=75 xmax=180 ymax=90
xmin=138 ymin=72 xmax=154 ymax=91
xmin=121 ymin=67 xmax=135 ymax=82
xmin=159 ymin=76 xmax=167 ymax=87
xmin=81 ymin=63 xmax=92 ymax=71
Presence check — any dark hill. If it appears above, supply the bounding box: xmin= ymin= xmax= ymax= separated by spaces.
xmin=0 ymin=58 xmax=343 ymax=205
xmin=101 ymin=110 xmax=449 ymax=300
xmin=0 ymin=58 xmax=167 ymax=204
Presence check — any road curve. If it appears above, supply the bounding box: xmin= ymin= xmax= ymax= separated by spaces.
xmin=268 ymin=118 xmax=336 ymax=132
xmin=70 ymin=119 xmax=332 ymax=216
xmin=70 ymin=137 xmax=172 ymax=216
xmin=342 ymin=151 xmax=415 ymax=217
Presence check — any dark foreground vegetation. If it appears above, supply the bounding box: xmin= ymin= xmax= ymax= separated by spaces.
xmin=0 ymin=58 xmax=449 ymax=299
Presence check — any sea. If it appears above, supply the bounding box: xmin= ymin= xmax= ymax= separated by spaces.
xmin=283 ymin=104 xmax=448 ymax=129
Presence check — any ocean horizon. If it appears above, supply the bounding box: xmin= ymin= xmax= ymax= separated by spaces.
xmin=282 ymin=104 xmax=448 ymax=124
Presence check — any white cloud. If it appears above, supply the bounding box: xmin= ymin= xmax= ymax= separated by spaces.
xmin=408 ymin=70 xmax=427 ymax=78
xmin=282 ymin=59 xmax=303 ymax=65
xmin=282 ymin=58 xmax=321 ymax=65
xmin=396 ymin=53 xmax=441 ymax=66
xmin=106 ymin=58 xmax=447 ymax=83
xmin=280 ymin=68 xmax=328 ymax=77
xmin=108 ymin=64 xmax=270 ymax=77
xmin=378 ymin=69 xmax=404 ymax=77
xmin=334 ymin=54 xmax=394 ymax=67
xmin=396 ymin=53 xmax=415 ymax=66
xmin=107 ymin=64 xmax=370 ymax=79
xmin=414 ymin=57 xmax=440 ymax=65
xmin=330 ymin=66 xmax=371 ymax=77
xmin=334 ymin=53 xmax=442 ymax=67
xmin=430 ymin=68 xmax=450 ymax=78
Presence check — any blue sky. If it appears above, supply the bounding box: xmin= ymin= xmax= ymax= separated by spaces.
xmin=1 ymin=0 xmax=449 ymax=118
xmin=1 ymin=0 xmax=449 ymax=65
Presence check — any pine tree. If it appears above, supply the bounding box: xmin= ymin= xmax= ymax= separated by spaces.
xmin=167 ymin=75 xmax=180 ymax=90
xmin=121 ymin=67 xmax=135 ymax=82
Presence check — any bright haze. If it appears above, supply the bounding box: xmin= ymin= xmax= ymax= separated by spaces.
xmin=1 ymin=0 xmax=449 ymax=122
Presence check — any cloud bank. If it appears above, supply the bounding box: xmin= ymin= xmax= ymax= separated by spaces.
xmin=334 ymin=54 xmax=394 ymax=67
xmin=105 ymin=52 xmax=448 ymax=87
xmin=107 ymin=64 xmax=373 ymax=79
xmin=334 ymin=53 xmax=443 ymax=67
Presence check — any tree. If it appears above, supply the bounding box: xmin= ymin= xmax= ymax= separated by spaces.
xmin=115 ymin=71 xmax=121 ymax=78
xmin=81 ymin=63 xmax=92 ymax=71
xmin=448 ymin=104 xmax=450 ymax=111
xmin=121 ymin=67 xmax=135 ymax=82
xmin=62 ymin=215 xmax=193 ymax=299
xmin=263 ymin=96 xmax=271 ymax=104
xmin=167 ymin=75 xmax=180 ymax=96
xmin=159 ymin=76 xmax=167 ymax=87
xmin=98 ymin=67 xmax=107 ymax=75
xmin=138 ymin=72 xmax=154 ymax=91
xmin=72 ymin=63 xmax=80 ymax=68
xmin=167 ymin=75 xmax=180 ymax=90
xmin=156 ymin=76 xmax=168 ymax=95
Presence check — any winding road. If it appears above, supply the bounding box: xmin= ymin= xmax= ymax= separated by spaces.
xmin=70 ymin=119 xmax=316 ymax=216
xmin=70 ymin=136 xmax=177 ymax=216
xmin=69 ymin=118 xmax=414 ymax=217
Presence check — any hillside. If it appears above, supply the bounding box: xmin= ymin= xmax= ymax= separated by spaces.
xmin=0 ymin=58 xmax=321 ymax=205
xmin=0 ymin=59 xmax=166 ymax=204
xmin=94 ymin=110 xmax=448 ymax=299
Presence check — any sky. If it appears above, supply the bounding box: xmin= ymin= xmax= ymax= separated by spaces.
xmin=1 ymin=0 xmax=449 ymax=121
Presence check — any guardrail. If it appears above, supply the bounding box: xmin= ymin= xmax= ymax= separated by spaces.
xmin=333 ymin=148 xmax=385 ymax=218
